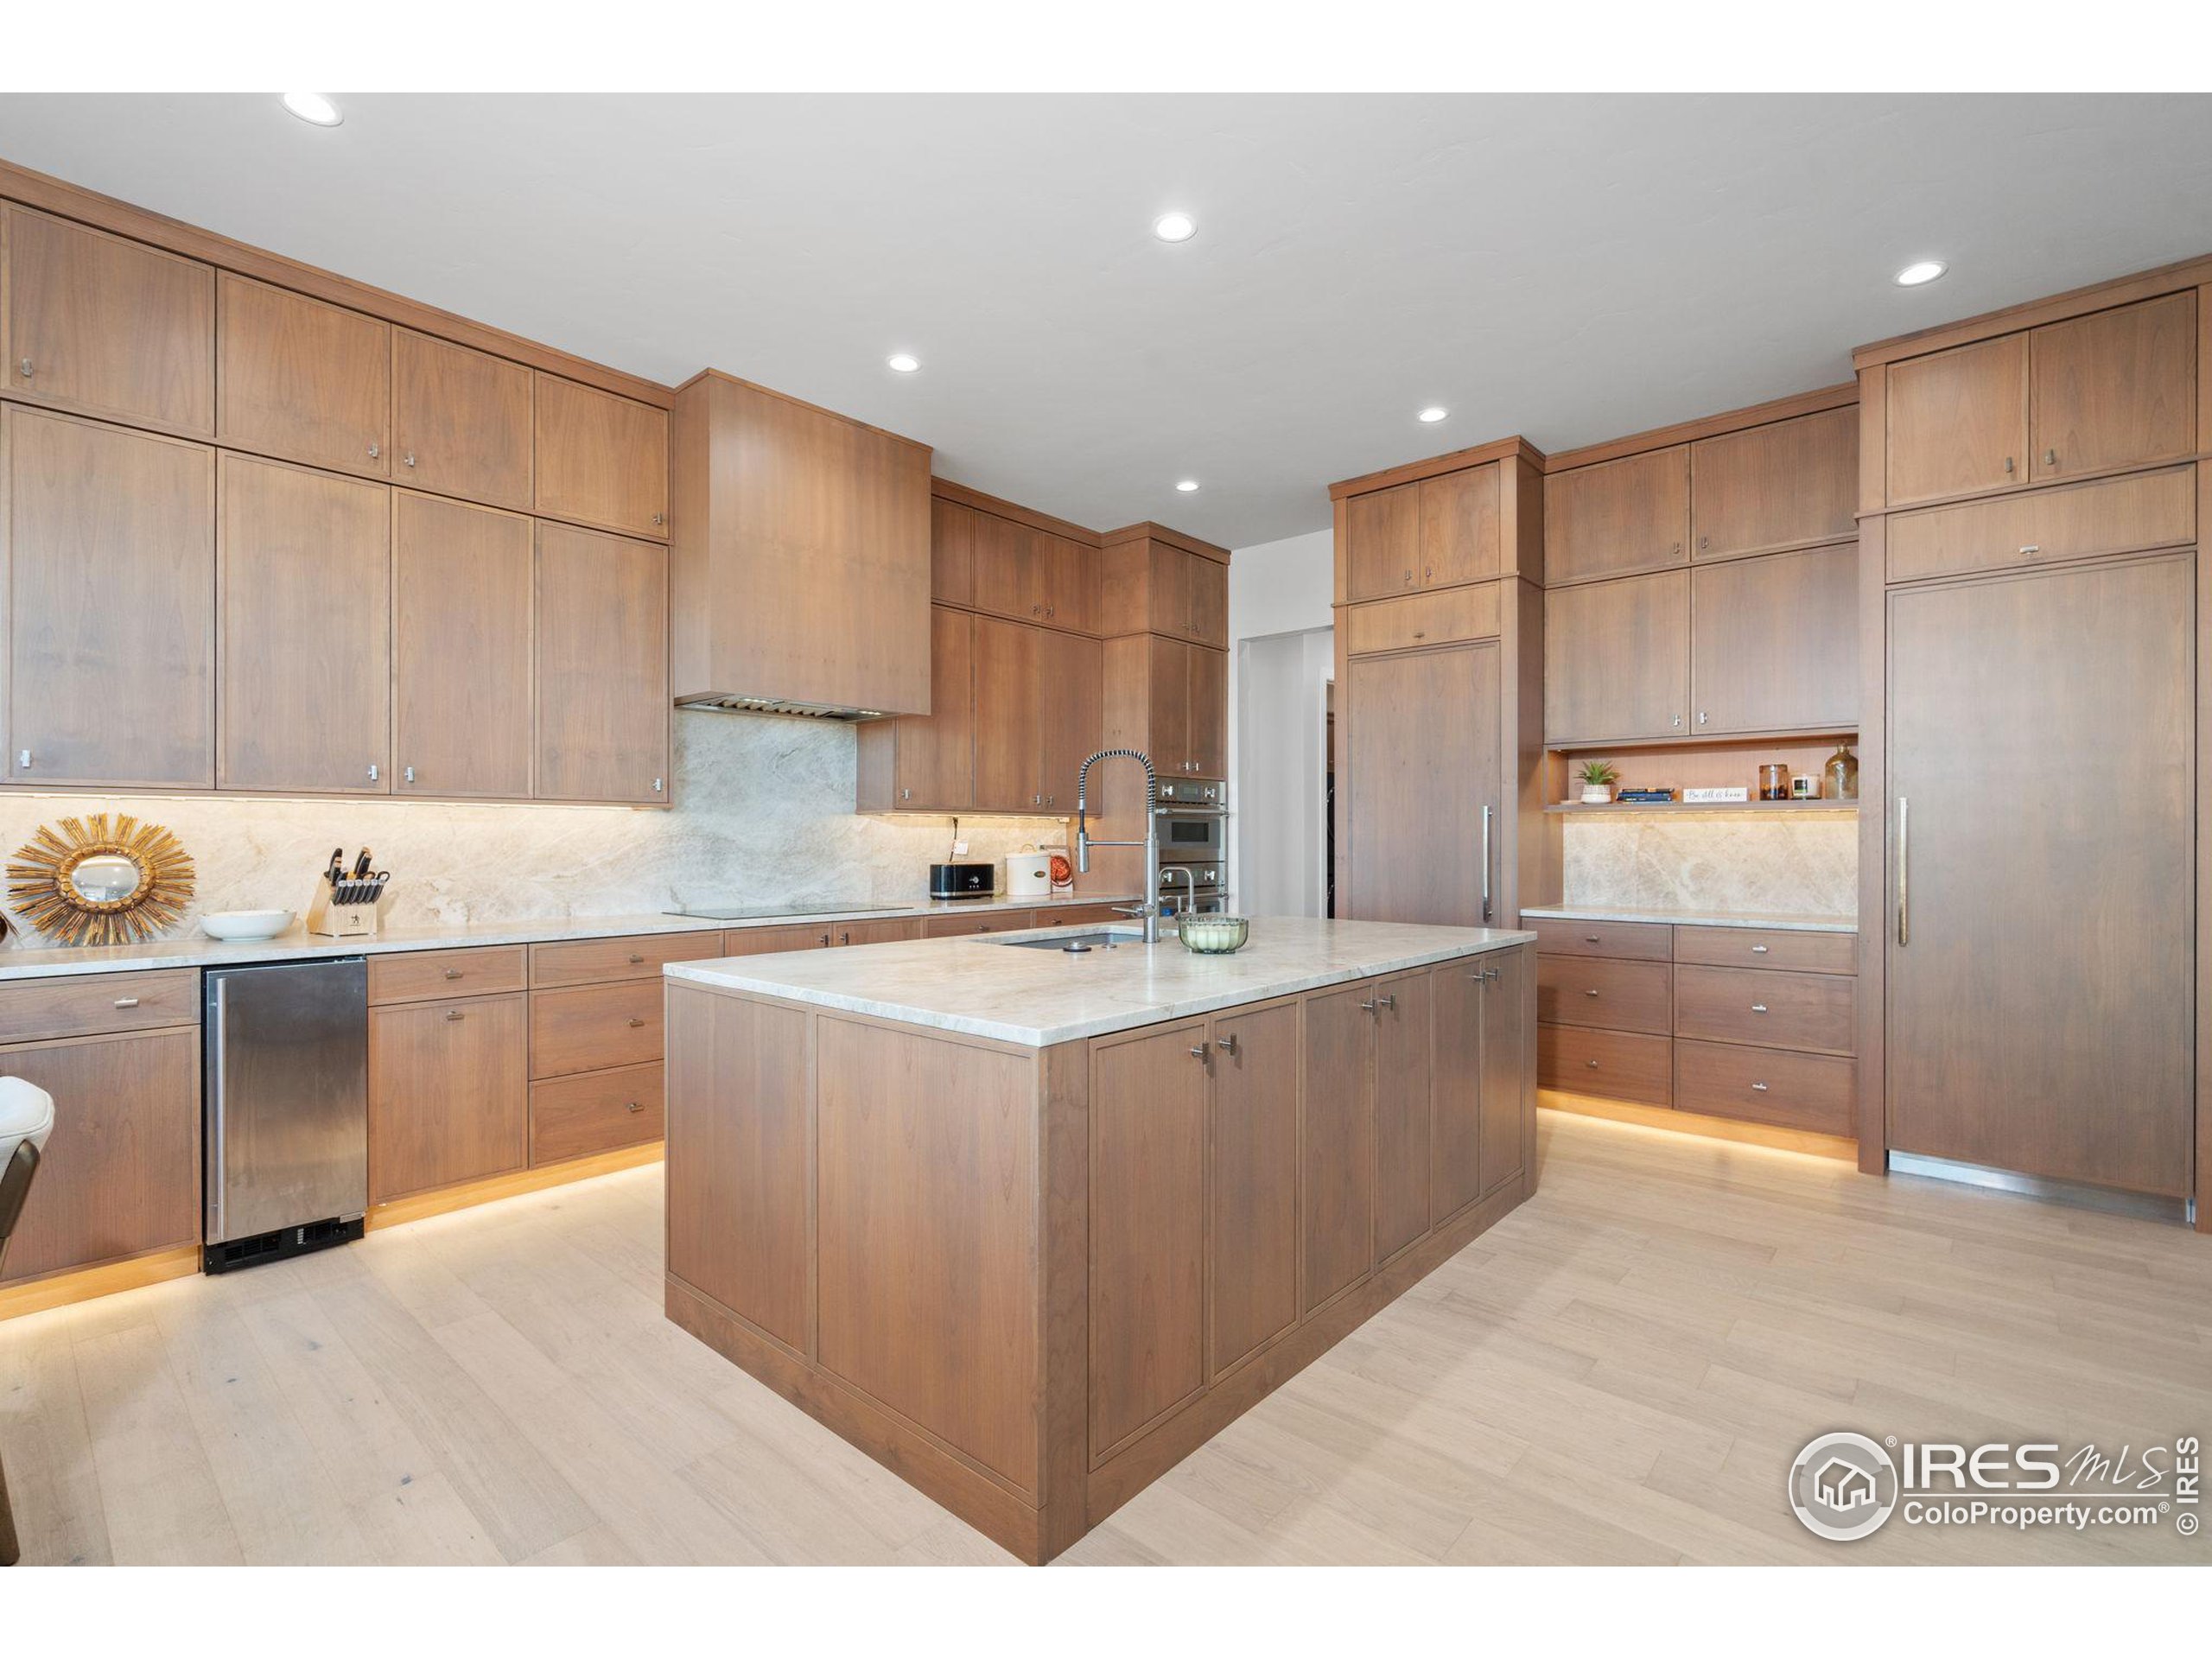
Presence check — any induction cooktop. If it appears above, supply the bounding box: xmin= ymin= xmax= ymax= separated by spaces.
xmin=666 ymin=901 xmax=909 ymax=922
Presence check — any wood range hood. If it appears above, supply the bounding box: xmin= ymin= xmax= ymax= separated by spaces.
xmin=669 ymin=370 xmax=935 ymax=721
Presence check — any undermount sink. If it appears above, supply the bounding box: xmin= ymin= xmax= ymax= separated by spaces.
xmin=995 ymin=928 xmax=1147 ymax=952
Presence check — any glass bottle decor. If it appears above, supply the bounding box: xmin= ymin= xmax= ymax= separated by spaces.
xmin=1825 ymin=742 xmax=1859 ymax=801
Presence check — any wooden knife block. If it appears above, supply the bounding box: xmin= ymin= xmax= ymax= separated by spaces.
xmin=305 ymin=887 xmax=379 ymax=938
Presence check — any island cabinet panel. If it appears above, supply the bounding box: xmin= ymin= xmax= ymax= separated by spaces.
xmin=1088 ymin=1020 xmax=1209 ymax=1459
xmin=1477 ymin=944 xmax=1535 ymax=1195
xmin=817 ymin=1017 xmax=1041 ymax=1491
xmin=368 ymin=992 xmax=527 ymax=1203
xmin=1373 ymin=973 xmax=1435 ymax=1262
xmin=1205 ymin=1000 xmax=1301 ymax=1380
xmin=1300 ymin=982 xmax=1377 ymax=1313
xmin=664 ymin=988 xmax=812 ymax=1353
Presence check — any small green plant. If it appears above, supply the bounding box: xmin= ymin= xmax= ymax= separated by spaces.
xmin=1576 ymin=759 xmax=1618 ymax=787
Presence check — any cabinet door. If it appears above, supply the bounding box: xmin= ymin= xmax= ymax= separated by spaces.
xmin=970 ymin=511 xmax=1046 ymax=623
xmin=971 ymin=615 xmax=1044 ymax=810
xmin=217 ymin=454 xmax=390 ymax=793
xmin=1185 ymin=551 xmax=1229 ymax=645
xmin=1430 ymin=959 xmax=1485 ymax=1220
xmin=931 ymin=496 xmax=976 ymax=607
xmin=532 ymin=373 xmax=669 ymax=539
xmin=391 ymin=329 xmax=533 ymax=510
xmin=1478 ymin=945 xmax=1532 ymax=1195
xmin=1373 ymin=970 xmax=1434 ymax=1262
xmin=1542 ymin=569 xmax=1689 ymax=743
xmin=1885 ymin=333 xmax=2028 ymax=506
xmin=1690 ymin=543 xmax=1858 ymax=734
xmin=890 ymin=607 xmax=976 ymax=809
xmin=1690 ymin=405 xmax=1857 ymax=562
xmin=3 ymin=205 xmax=214 ymax=435
xmin=535 ymin=521 xmax=668 ymax=804
xmin=5 ymin=408 xmax=214 ymax=787
xmin=1041 ymin=629 xmax=1102 ymax=814
xmin=369 ymin=993 xmax=528 ymax=1203
xmin=1543 ymin=446 xmax=1689 ymax=583
xmin=1208 ymin=999 xmax=1300 ymax=1377
xmin=1345 ymin=642 xmax=1499 ymax=925
xmin=1888 ymin=553 xmax=2192 ymax=1196
xmin=218 ymin=274 xmax=391 ymax=479
xmin=1344 ymin=480 xmax=1419 ymax=601
xmin=1090 ymin=1020 xmax=1209 ymax=1453
xmin=1041 ymin=533 xmax=1093 ymax=632
xmin=2030 ymin=291 xmax=2196 ymax=483
xmin=1145 ymin=636 xmax=1192 ymax=778
xmin=392 ymin=492 xmax=534 ymax=798
xmin=1417 ymin=462 xmax=1501 ymax=588
xmin=1185 ymin=643 xmax=1228 ymax=779
xmin=1301 ymin=982 xmax=1376 ymax=1313
xmin=0 ymin=1027 xmax=200 ymax=1283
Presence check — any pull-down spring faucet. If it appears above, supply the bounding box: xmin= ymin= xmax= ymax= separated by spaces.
xmin=1075 ymin=748 xmax=1161 ymax=944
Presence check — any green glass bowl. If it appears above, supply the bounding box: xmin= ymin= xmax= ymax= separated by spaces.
xmin=1179 ymin=916 xmax=1250 ymax=955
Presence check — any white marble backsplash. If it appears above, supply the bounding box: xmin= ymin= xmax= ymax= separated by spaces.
xmin=0 ymin=712 xmax=1071 ymax=949
xmin=1558 ymin=814 xmax=1857 ymax=918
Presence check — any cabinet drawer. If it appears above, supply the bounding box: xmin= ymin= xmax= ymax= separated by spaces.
xmin=1529 ymin=918 xmax=1672 ymax=961
xmin=1535 ymin=956 xmax=1672 ymax=1034
xmin=1886 ymin=467 xmax=2195 ymax=584
xmin=0 ymin=969 xmax=198 ymax=1044
xmin=529 ymin=931 xmax=725 ymax=989
xmin=1344 ymin=584 xmax=1499 ymax=655
xmin=1673 ymin=964 xmax=1854 ymax=1055
xmin=721 ymin=923 xmax=834 ymax=956
xmin=1675 ymin=1039 xmax=1854 ymax=1136
xmin=922 ymin=910 xmax=1035 ymax=938
xmin=531 ymin=1061 xmax=664 ymax=1165
xmin=369 ymin=946 xmax=528 ymax=1005
xmin=1538 ymin=1024 xmax=1672 ymax=1106
xmin=529 ymin=980 xmax=664 ymax=1078
xmin=1672 ymin=925 xmax=1855 ymax=976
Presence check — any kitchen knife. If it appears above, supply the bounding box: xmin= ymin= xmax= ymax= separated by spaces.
xmin=353 ymin=848 xmax=373 ymax=880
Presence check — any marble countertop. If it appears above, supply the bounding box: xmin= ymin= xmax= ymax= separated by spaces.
xmin=1520 ymin=904 xmax=1856 ymax=934
xmin=0 ymin=893 xmax=1135 ymax=982
xmin=667 ymin=916 xmax=1537 ymax=1047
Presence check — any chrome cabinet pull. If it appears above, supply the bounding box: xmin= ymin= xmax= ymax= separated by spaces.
xmin=1484 ymin=966 xmax=1502 ymax=982
xmin=443 ymin=968 xmax=464 ymax=980
xmin=1751 ymin=1081 xmax=1770 ymax=1092
xmin=1698 ymin=711 xmax=1708 ymax=725
xmin=1359 ymin=998 xmax=1378 ymax=1013
xmin=367 ymin=442 xmax=380 ymax=460
xmin=16 ymin=357 xmax=30 ymax=378
xmin=2018 ymin=543 xmax=2040 ymax=558
xmin=2003 ymin=456 xmax=2016 ymax=474
xmin=16 ymin=750 xmax=28 ymax=769
xmin=1897 ymin=797 xmax=1910 ymax=946
xmin=403 ymin=451 xmax=416 ymax=468
xmin=113 ymin=996 xmax=140 ymax=1008
xmin=1583 ymin=934 xmax=1600 ymax=944
xmin=652 ymin=512 xmax=665 ymax=527
xmin=1751 ymin=944 xmax=1769 ymax=953
xmin=1375 ymin=993 xmax=1396 ymax=1010
xmin=627 ymin=1016 xmax=646 ymax=1028
xmin=1188 ymin=1044 xmax=1208 ymax=1060
xmin=1480 ymin=803 xmax=1494 ymax=923
xmin=1751 ymin=1002 xmax=1770 ymax=1014
xmin=625 ymin=1101 xmax=644 ymax=1113
xmin=1217 ymin=1033 xmax=1239 ymax=1056
xmin=652 ymin=779 xmax=664 ymax=794
xmin=1586 ymin=1057 xmax=1599 ymax=1069
xmin=626 ymin=952 xmax=645 ymax=964
xmin=445 ymin=1009 xmax=465 ymax=1021
xmin=404 ymin=765 xmax=416 ymax=785
xmin=367 ymin=762 xmax=379 ymax=783
xmin=2044 ymin=448 xmax=2057 ymax=467
xmin=1584 ymin=988 xmax=1599 ymax=998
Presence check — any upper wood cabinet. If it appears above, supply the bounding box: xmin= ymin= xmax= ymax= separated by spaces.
xmin=1344 ymin=480 xmax=1418 ymax=601
xmin=931 ymin=495 xmax=976 ymax=607
xmin=1544 ymin=446 xmax=1689 ymax=584
xmin=217 ymin=454 xmax=391 ymax=793
xmin=1043 ymin=631 xmax=1104 ymax=814
xmin=1885 ymin=333 xmax=2028 ymax=507
xmin=392 ymin=329 xmax=533 ymax=511
xmin=1186 ymin=551 xmax=1229 ymax=645
xmin=1689 ymin=544 xmax=1858 ymax=735
xmin=1186 ymin=644 xmax=1228 ymax=778
xmin=2 ymin=206 xmax=214 ymax=435
xmin=1690 ymin=405 xmax=1857 ymax=561
xmin=536 ymin=520 xmax=668 ymax=804
xmin=2029 ymin=291 xmax=2196 ymax=482
xmin=218 ymin=274 xmax=391 ymax=479
xmin=1543 ymin=569 xmax=1689 ymax=744
xmin=972 ymin=614 xmax=1046 ymax=813
xmin=535 ymin=372 xmax=669 ymax=539
xmin=1346 ymin=468 xmax=1502 ymax=601
xmin=1101 ymin=632 xmax=1224 ymax=780
xmin=392 ymin=492 xmax=535 ymax=799
xmin=4 ymin=407 xmax=214 ymax=789
xmin=857 ymin=605 xmax=976 ymax=811
xmin=1097 ymin=531 xmax=1230 ymax=644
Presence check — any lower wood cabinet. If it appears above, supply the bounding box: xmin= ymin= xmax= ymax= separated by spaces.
xmin=1373 ymin=972 xmax=1434 ymax=1262
xmin=1206 ymin=999 xmax=1300 ymax=1378
xmin=1433 ymin=947 xmax=1532 ymax=1219
xmin=369 ymin=992 xmax=528 ymax=1203
xmin=1300 ymin=982 xmax=1376 ymax=1313
xmin=530 ymin=1061 xmax=664 ymax=1166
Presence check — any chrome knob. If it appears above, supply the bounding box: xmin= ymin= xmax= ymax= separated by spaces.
xmin=652 ymin=512 xmax=665 ymax=527
xmin=627 ymin=952 xmax=645 ymax=964
xmin=1586 ymin=1058 xmax=1599 ymax=1069
xmin=16 ymin=357 xmax=31 ymax=378
xmin=626 ymin=1101 xmax=645 ymax=1113
xmin=442 ymin=968 xmax=464 ymax=980
xmin=1375 ymin=993 xmax=1395 ymax=1010
xmin=1189 ymin=1045 xmax=1208 ymax=1060
xmin=1217 ymin=1033 xmax=1239 ymax=1056
xmin=1751 ymin=1002 xmax=1769 ymax=1014
xmin=1751 ymin=944 xmax=1769 ymax=954
xmin=1751 ymin=1082 xmax=1770 ymax=1092
xmin=627 ymin=1016 xmax=646 ymax=1028
xmin=1584 ymin=988 xmax=1599 ymax=998
xmin=445 ymin=1009 xmax=465 ymax=1022
xmin=403 ymin=450 xmax=416 ymax=468
xmin=404 ymin=765 xmax=416 ymax=784
xmin=367 ymin=442 xmax=380 ymax=460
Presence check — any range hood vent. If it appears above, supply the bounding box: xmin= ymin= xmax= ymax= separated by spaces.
xmin=676 ymin=694 xmax=889 ymax=722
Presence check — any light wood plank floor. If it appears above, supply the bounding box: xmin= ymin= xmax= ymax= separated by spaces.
xmin=6 ymin=1110 xmax=2211 ymax=1566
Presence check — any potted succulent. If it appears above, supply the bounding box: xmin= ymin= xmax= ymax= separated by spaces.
xmin=1576 ymin=758 xmax=1619 ymax=804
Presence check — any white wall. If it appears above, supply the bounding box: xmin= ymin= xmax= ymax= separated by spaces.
xmin=1226 ymin=528 xmax=1336 ymax=915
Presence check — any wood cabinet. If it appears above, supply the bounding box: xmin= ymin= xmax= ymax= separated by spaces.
xmin=218 ymin=274 xmax=391 ymax=479
xmin=534 ymin=521 xmax=667 ymax=804
xmin=1344 ymin=482 xmax=1415 ymax=601
xmin=1044 ymin=631 xmax=1104 ymax=813
xmin=2 ymin=205 xmax=213 ymax=435
xmin=216 ymin=454 xmax=390 ymax=793
xmin=530 ymin=1063 xmax=664 ymax=1166
xmin=1690 ymin=405 xmax=1856 ymax=562
xmin=1544 ymin=446 xmax=1688 ymax=584
xmin=1098 ymin=530 xmax=1230 ymax=644
xmin=1885 ymin=334 xmax=2029 ymax=506
xmin=856 ymin=605 xmax=976 ymax=810
xmin=1102 ymin=632 xmax=1226 ymax=782
xmin=927 ymin=612 xmax=1103 ymax=815
xmin=971 ymin=511 xmax=1048 ymax=623
xmin=391 ymin=329 xmax=533 ymax=511
xmin=1300 ymin=982 xmax=1376 ymax=1313
xmin=0 ymin=1027 xmax=200 ymax=1284
xmin=368 ymin=946 xmax=527 ymax=1006
xmin=1372 ymin=973 xmax=1434 ymax=1262
xmin=534 ymin=372 xmax=668 ymax=539
xmin=1688 ymin=543 xmax=1858 ymax=734
xmin=1886 ymin=466 xmax=2196 ymax=585
xmin=1344 ymin=583 xmax=1500 ymax=657
xmin=931 ymin=495 xmax=976 ymax=606
xmin=528 ymin=980 xmax=663 ymax=1078
xmin=1474 ymin=945 xmax=1533 ymax=1198
xmin=972 ymin=614 xmax=1046 ymax=812
xmin=1344 ymin=640 xmax=1500 ymax=925
xmin=1205 ymin=999 xmax=1300 ymax=1377
xmin=391 ymin=492 xmax=534 ymax=798
xmin=2028 ymin=291 xmax=2196 ymax=483
xmin=920 ymin=911 xmax=1038 ymax=938
xmin=1543 ymin=569 xmax=1688 ymax=744
xmin=368 ymin=992 xmax=528 ymax=1203
xmin=3 ymin=407 xmax=214 ymax=787
xmin=1346 ymin=466 xmax=1504 ymax=600
xmin=1185 ymin=643 xmax=1227 ymax=778
xmin=1185 ymin=550 xmax=1228 ymax=645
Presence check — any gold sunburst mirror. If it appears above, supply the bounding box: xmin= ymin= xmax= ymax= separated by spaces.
xmin=8 ymin=815 xmax=196 ymax=946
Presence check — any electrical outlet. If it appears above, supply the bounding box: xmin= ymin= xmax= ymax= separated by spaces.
xmin=951 ymin=839 xmax=969 ymax=855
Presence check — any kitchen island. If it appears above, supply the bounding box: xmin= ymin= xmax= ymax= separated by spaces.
xmin=661 ymin=916 xmax=1537 ymax=1562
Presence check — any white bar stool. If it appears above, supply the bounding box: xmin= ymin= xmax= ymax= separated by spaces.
xmin=0 ymin=1076 xmax=57 ymax=1568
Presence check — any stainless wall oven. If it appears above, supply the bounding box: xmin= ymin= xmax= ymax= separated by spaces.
xmin=1156 ymin=777 xmax=1227 ymax=867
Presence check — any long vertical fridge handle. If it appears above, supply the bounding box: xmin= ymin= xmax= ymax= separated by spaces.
xmin=208 ymin=976 xmax=228 ymax=1243
xmin=1481 ymin=804 xmax=1494 ymax=923
xmin=1896 ymin=797 xmax=1910 ymax=947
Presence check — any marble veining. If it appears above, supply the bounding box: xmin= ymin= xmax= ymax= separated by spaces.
xmin=1557 ymin=814 xmax=1855 ymax=918
xmin=668 ymin=916 xmax=1537 ymax=1047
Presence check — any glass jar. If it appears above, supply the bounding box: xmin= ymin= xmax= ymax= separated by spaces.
xmin=1758 ymin=763 xmax=1790 ymax=801
xmin=1825 ymin=743 xmax=1859 ymax=802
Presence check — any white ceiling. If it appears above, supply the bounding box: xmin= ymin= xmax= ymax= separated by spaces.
xmin=3 ymin=93 xmax=2209 ymax=547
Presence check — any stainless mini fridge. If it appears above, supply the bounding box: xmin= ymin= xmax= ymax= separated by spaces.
xmin=203 ymin=957 xmax=369 ymax=1272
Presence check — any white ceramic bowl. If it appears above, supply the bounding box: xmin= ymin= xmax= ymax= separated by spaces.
xmin=200 ymin=909 xmax=296 ymax=942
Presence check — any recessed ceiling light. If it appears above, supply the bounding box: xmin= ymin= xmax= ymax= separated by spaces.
xmin=281 ymin=92 xmax=342 ymax=128
xmin=1154 ymin=212 xmax=1198 ymax=244
xmin=886 ymin=353 xmax=920 ymax=373
xmin=1175 ymin=480 xmax=1200 ymax=493
xmin=1418 ymin=406 xmax=1449 ymax=423
xmin=1894 ymin=259 xmax=1947 ymax=288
